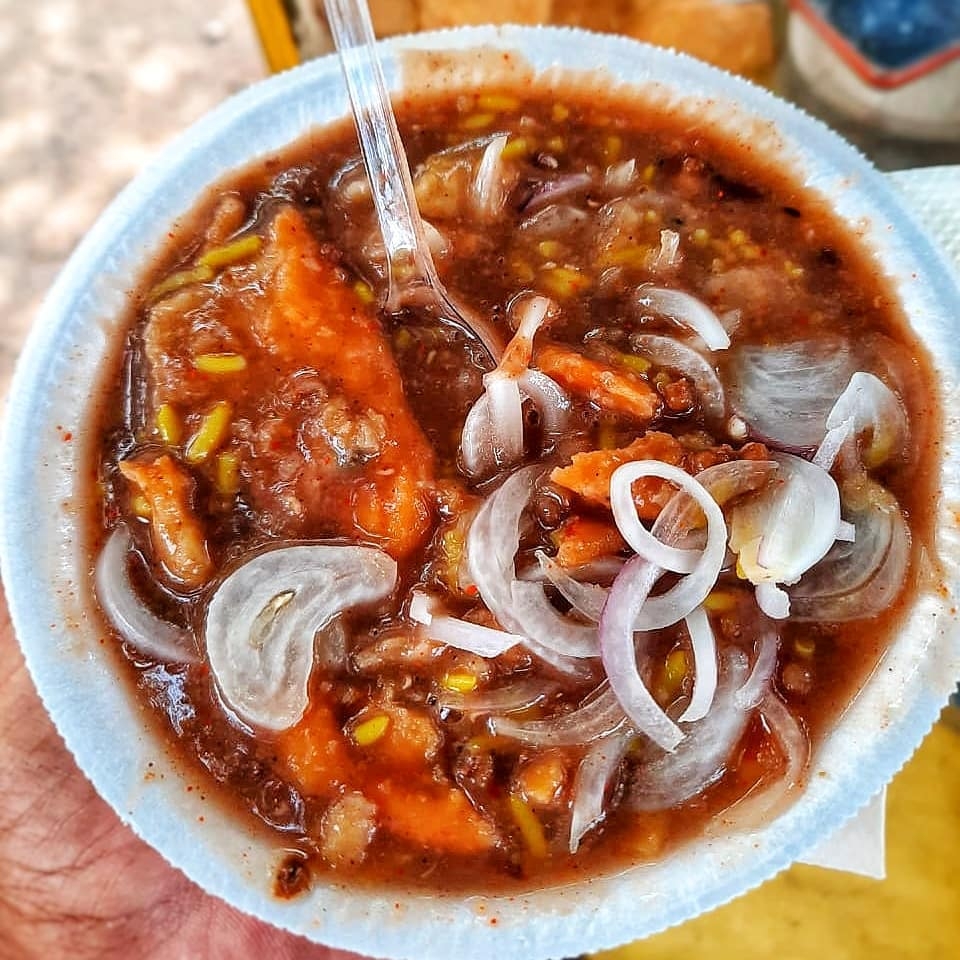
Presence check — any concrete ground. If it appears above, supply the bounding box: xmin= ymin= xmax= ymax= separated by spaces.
xmin=0 ymin=0 xmax=265 ymax=405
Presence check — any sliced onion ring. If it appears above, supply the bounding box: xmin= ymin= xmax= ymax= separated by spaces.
xmin=569 ymin=725 xmax=635 ymax=853
xmin=611 ymin=460 xmax=720 ymax=574
xmin=630 ymin=333 xmax=725 ymax=424
xmin=677 ymin=605 xmax=718 ymax=723
xmin=490 ymin=683 xmax=626 ymax=747
xmin=205 ymin=544 xmax=397 ymax=731
xmin=95 ymin=525 xmax=199 ymax=664
xmin=637 ymin=285 xmax=731 ymax=351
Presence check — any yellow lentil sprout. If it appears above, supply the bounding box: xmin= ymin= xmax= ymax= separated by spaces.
xmin=131 ymin=494 xmax=152 ymax=518
xmin=603 ymin=134 xmax=622 ymax=163
xmin=794 ymin=636 xmax=817 ymax=659
xmin=551 ymin=103 xmax=570 ymax=122
xmin=197 ymin=234 xmax=263 ymax=270
xmin=546 ymin=135 xmax=566 ymax=154
xmin=215 ymin=451 xmax=241 ymax=496
xmin=704 ymin=590 xmax=737 ymax=613
xmin=662 ymin=648 xmax=690 ymax=700
xmin=185 ymin=401 xmax=232 ymax=464
xmin=155 ymin=403 xmax=182 ymax=445
xmin=692 ymin=228 xmax=711 ymax=246
xmin=500 ymin=136 xmax=529 ymax=161
xmin=619 ymin=353 xmax=652 ymax=375
xmin=509 ymin=795 xmax=548 ymax=858
xmin=540 ymin=265 xmax=589 ymax=299
xmin=461 ymin=112 xmax=495 ymax=130
xmin=353 ymin=279 xmax=375 ymax=304
xmin=597 ymin=421 xmax=619 ymax=450
xmin=477 ymin=92 xmax=520 ymax=112
xmin=728 ymin=228 xmax=749 ymax=247
xmin=442 ymin=672 xmax=478 ymax=694
xmin=642 ymin=163 xmax=656 ymax=183
xmin=538 ymin=240 xmax=564 ymax=260
xmin=192 ymin=352 xmax=247 ymax=374
xmin=351 ymin=714 xmax=390 ymax=747
xmin=148 ymin=264 xmax=214 ymax=301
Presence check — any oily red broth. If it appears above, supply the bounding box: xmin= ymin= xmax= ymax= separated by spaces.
xmin=90 ymin=85 xmax=939 ymax=895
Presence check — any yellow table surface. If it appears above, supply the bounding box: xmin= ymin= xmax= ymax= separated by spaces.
xmin=596 ymin=716 xmax=960 ymax=960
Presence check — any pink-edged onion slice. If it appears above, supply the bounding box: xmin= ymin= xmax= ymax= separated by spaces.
xmin=509 ymin=580 xmax=599 ymax=658
xmin=536 ymin=551 xmax=608 ymax=621
xmin=630 ymin=333 xmax=725 ymax=424
xmin=460 ymin=296 xmax=569 ymax=479
xmin=490 ymin=683 xmax=626 ymax=747
xmin=610 ymin=460 xmax=716 ymax=574
xmin=631 ymin=651 xmax=751 ymax=810
xmin=569 ymin=725 xmax=635 ymax=852
xmin=418 ymin=617 xmax=523 ymax=658
xmin=727 ymin=691 xmax=810 ymax=829
xmin=95 ymin=525 xmax=199 ymax=664
xmin=466 ymin=466 xmax=592 ymax=677
xmin=677 ymin=605 xmax=718 ymax=722
xmin=598 ymin=555 xmax=682 ymax=751
xmin=637 ymin=285 xmax=731 ymax=350
xmin=204 ymin=544 xmax=397 ymax=731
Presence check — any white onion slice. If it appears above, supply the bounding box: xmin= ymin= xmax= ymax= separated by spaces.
xmin=418 ymin=616 xmax=523 ymax=658
xmin=604 ymin=158 xmax=637 ymax=193
xmin=631 ymin=467 xmax=731 ymax=631
xmin=610 ymin=460 xmax=713 ymax=574
xmin=466 ymin=466 xmax=591 ymax=677
xmin=630 ymin=333 xmax=726 ymax=423
xmin=735 ymin=626 xmax=779 ymax=709
xmin=727 ymin=691 xmax=810 ymax=829
xmin=490 ymin=684 xmax=626 ymax=747
xmin=598 ymin=555 xmax=682 ymax=751
xmin=485 ymin=374 xmax=525 ymax=465
xmin=569 ymin=725 xmax=635 ymax=853
xmin=437 ymin=677 xmax=557 ymax=716
xmin=517 ymin=369 xmax=571 ymax=436
xmin=815 ymin=371 xmax=907 ymax=471
xmin=95 ymin=525 xmax=199 ymax=664
xmin=632 ymin=652 xmax=751 ymax=810
xmin=677 ymin=606 xmax=717 ymax=723
xmin=471 ymin=133 xmax=512 ymax=221
xmin=729 ymin=453 xmax=842 ymax=618
xmin=205 ymin=544 xmax=396 ymax=731
xmin=755 ymin=582 xmax=791 ymax=620
xmin=789 ymin=479 xmax=911 ymax=622
xmin=509 ymin=580 xmax=600 ymax=658
xmin=536 ymin=551 xmax=608 ymax=620
xmin=726 ymin=338 xmax=855 ymax=449
xmin=651 ymin=229 xmax=681 ymax=271
xmin=637 ymin=285 xmax=731 ymax=351
xmin=460 ymin=297 xmax=568 ymax=479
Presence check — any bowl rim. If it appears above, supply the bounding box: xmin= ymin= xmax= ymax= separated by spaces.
xmin=2 ymin=23 xmax=960 ymax=960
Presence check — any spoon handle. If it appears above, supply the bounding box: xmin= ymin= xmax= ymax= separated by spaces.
xmin=323 ymin=0 xmax=440 ymax=308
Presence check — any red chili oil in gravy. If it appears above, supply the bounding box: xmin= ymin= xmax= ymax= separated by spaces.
xmin=89 ymin=86 xmax=939 ymax=894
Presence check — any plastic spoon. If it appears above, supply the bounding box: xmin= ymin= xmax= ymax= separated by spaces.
xmin=323 ymin=0 xmax=503 ymax=361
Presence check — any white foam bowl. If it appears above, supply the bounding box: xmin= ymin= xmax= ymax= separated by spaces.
xmin=2 ymin=25 xmax=960 ymax=960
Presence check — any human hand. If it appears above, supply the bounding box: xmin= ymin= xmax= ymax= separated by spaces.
xmin=0 ymin=584 xmax=366 ymax=960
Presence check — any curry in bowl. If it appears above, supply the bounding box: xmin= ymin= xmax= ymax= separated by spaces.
xmin=91 ymin=84 xmax=936 ymax=895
